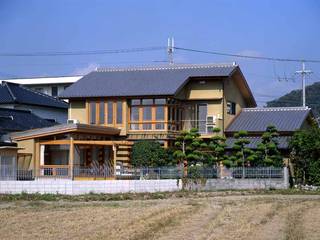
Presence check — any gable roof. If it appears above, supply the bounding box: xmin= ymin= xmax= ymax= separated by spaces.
xmin=0 ymin=108 xmax=56 ymax=138
xmin=0 ymin=82 xmax=68 ymax=109
xmin=225 ymin=107 xmax=312 ymax=134
xmin=60 ymin=63 xmax=251 ymax=99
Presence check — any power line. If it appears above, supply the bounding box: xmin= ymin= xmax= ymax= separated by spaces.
xmin=174 ymin=47 xmax=320 ymax=63
xmin=0 ymin=46 xmax=166 ymax=57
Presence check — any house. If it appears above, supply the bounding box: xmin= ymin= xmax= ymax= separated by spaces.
xmin=0 ymin=81 xmax=68 ymax=123
xmin=11 ymin=63 xmax=256 ymax=179
xmin=0 ymin=75 xmax=83 ymax=97
xmin=0 ymin=108 xmax=56 ymax=180
xmin=225 ymin=107 xmax=315 ymax=150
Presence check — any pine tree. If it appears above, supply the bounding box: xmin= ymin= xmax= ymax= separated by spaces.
xmin=208 ymin=127 xmax=227 ymax=166
xmin=256 ymin=125 xmax=283 ymax=167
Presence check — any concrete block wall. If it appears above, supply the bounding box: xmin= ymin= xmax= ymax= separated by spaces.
xmin=0 ymin=179 xmax=181 ymax=195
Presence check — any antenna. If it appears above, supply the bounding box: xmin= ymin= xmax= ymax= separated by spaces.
xmin=295 ymin=62 xmax=312 ymax=107
xmin=167 ymin=37 xmax=174 ymax=64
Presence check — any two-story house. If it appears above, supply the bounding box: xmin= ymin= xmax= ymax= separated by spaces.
xmin=11 ymin=63 xmax=256 ymax=179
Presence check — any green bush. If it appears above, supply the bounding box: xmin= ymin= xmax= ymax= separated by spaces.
xmin=289 ymin=127 xmax=320 ymax=186
xmin=131 ymin=140 xmax=168 ymax=167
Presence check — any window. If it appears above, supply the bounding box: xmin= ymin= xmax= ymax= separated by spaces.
xmin=116 ymin=101 xmax=123 ymax=124
xmin=227 ymin=101 xmax=236 ymax=115
xmin=142 ymin=99 xmax=153 ymax=105
xmin=156 ymin=106 xmax=164 ymax=129
xmin=131 ymin=99 xmax=141 ymax=105
xmin=51 ymin=86 xmax=58 ymax=97
xmin=129 ymin=98 xmax=170 ymax=131
xmin=130 ymin=107 xmax=139 ymax=130
xmin=90 ymin=102 xmax=96 ymax=124
xmin=155 ymin=99 xmax=166 ymax=105
xmin=99 ymin=102 xmax=105 ymax=124
xmin=107 ymin=101 xmax=113 ymax=124
xmin=143 ymin=106 xmax=152 ymax=129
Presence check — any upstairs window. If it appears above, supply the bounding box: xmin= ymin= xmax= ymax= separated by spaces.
xmin=227 ymin=101 xmax=236 ymax=115
xmin=107 ymin=101 xmax=113 ymax=124
xmin=51 ymin=86 xmax=58 ymax=97
xmin=116 ymin=101 xmax=123 ymax=124
xmin=89 ymin=101 xmax=96 ymax=124
xmin=99 ymin=102 xmax=105 ymax=124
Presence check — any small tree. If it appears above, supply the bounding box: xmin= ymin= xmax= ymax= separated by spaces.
xmin=131 ymin=140 xmax=167 ymax=167
xmin=173 ymin=128 xmax=207 ymax=166
xmin=224 ymin=130 xmax=256 ymax=168
xmin=208 ymin=127 xmax=227 ymax=166
xmin=289 ymin=127 xmax=320 ymax=185
xmin=256 ymin=125 xmax=283 ymax=167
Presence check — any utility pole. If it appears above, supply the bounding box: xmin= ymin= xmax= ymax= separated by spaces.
xmin=295 ymin=62 xmax=312 ymax=107
xmin=167 ymin=37 xmax=174 ymax=64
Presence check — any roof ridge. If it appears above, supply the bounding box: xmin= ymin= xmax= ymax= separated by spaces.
xmin=3 ymin=82 xmax=17 ymax=102
xmin=18 ymin=84 xmax=68 ymax=106
xmin=243 ymin=107 xmax=310 ymax=112
xmin=0 ymin=108 xmax=32 ymax=113
xmin=96 ymin=63 xmax=237 ymax=73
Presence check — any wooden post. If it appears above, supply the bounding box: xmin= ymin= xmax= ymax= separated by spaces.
xmin=35 ymin=140 xmax=40 ymax=178
xmin=69 ymin=136 xmax=74 ymax=180
xmin=113 ymin=144 xmax=117 ymax=178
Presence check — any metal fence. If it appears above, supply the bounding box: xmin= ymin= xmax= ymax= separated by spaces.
xmin=117 ymin=166 xmax=283 ymax=180
xmin=0 ymin=166 xmax=285 ymax=181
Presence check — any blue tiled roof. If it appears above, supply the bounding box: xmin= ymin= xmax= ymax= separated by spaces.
xmin=226 ymin=136 xmax=291 ymax=150
xmin=225 ymin=107 xmax=311 ymax=133
xmin=60 ymin=64 xmax=238 ymax=98
xmin=0 ymin=108 xmax=56 ymax=137
xmin=0 ymin=82 xmax=68 ymax=109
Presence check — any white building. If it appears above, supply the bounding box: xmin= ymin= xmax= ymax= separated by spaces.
xmin=0 ymin=75 xmax=83 ymax=97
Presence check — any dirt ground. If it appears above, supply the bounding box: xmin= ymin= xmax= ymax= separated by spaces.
xmin=0 ymin=194 xmax=320 ymax=240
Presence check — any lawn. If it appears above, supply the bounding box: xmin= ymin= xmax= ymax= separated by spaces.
xmin=0 ymin=191 xmax=319 ymax=240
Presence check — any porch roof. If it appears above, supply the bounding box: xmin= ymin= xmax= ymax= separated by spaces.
xmin=10 ymin=123 xmax=121 ymax=141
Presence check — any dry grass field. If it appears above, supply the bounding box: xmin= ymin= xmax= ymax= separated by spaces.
xmin=0 ymin=192 xmax=320 ymax=240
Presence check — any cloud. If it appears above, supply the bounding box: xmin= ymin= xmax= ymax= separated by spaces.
xmin=72 ymin=63 xmax=100 ymax=75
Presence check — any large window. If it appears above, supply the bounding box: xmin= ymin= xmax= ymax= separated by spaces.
xmin=88 ymin=100 xmax=124 ymax=126
xmin=129 ymin=98 xmax=168 ymax=131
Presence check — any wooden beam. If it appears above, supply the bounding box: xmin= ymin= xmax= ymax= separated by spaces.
xmin=40 ymin=140 xmax=71 ymax=145
xmin=73 ymin=140 xmax=134 ymax=145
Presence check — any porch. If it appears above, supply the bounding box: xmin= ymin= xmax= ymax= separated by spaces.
xmin=12 ymin=123 xmax=133 ymax=180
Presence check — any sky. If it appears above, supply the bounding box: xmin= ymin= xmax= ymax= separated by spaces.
xmin=0 ymin=0 xmax=320 ymax=106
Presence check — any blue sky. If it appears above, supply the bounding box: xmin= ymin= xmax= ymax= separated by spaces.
xmin=0 ymin=0 xmax=319 ymax=105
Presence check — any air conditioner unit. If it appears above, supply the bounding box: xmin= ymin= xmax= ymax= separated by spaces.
xmin=67 ymin=119 xmax=80 ymax=124
xmin=206 ymin=115 xmax=216 ymax=125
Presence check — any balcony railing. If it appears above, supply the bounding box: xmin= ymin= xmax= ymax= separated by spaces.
xmin=128 ymin=119 xmax=223 ymax=134
xmin=39 ymin=165 xmax=70 ymax=178
xmin=73 ymin=166 xmax=114 ymax=178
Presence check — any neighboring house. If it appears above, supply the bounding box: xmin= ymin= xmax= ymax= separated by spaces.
xmin=0 ymin=81 xmax=68 ymax=123
xmin=0 ymin=108 xmax=56 ymax=180
xmin=11 ymin=63 xmax=256 ymax=180
xmin=0 ymin=75 xmax=82 ymax=97
xmin=225 ymin=107 xmax=315 ymax=151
